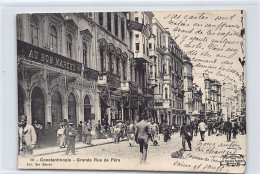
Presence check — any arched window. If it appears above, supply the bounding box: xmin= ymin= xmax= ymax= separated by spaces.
xmin=50 ymin=26 xmax=58 ymax=53
xmin=83 ymin=42 xmax=88 ymax=67
xmin=67 ymin=34 xmax=72 ymax=58
xmin=165 ymin=87 xmax=168 ymax=99
xmin=30 ymin=15 xmax=39 ymax=46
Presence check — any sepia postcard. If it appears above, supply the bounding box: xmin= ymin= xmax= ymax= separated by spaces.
xmin=17 ymin=10 xmax=246 ymax=173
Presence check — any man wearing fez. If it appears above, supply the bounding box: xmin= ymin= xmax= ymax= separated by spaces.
xmin=65 ymin=122 xmax=76 ymax=155
xmin=18 ymin=115 xmax=37 ymax=156
xmin=135 ymin=113 xmax=150 ymax=164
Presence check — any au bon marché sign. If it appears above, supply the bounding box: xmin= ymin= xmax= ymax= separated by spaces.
xmin=17 ymin=40 xmax=82 ymax=74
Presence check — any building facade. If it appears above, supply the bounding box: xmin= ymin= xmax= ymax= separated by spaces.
xmin=17 ymin=13 xmax=101 ymax=129
xmin=204 ymin=77 xmax=222 ymax=120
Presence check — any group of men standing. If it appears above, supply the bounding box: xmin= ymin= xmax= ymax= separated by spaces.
xmin=18 ymin=115 xmax=78 ymax=156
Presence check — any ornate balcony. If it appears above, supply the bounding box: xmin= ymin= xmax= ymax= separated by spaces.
xmin=98 ymin=72 xmax=120 ymax=89
xmin=83 ymin=67 xmax=99 ymax=82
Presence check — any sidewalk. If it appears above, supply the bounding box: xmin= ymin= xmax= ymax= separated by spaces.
xmin=33 ymin=137 xmax=127 ymax=157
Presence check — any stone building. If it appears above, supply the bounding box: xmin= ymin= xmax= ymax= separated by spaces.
xmin=204 ymin=77 xmax=222 ymax=120
xmin=183 ymin=56 xmax=193 ymax=120
xmin=148 ymin=18 xmax=186 ymax=126
xmin=17 ymin=12 xmax=135 ymax=129
xmin=191 ymin=83 xmax=203 ymax=121
xmin=17 ymin=13 xmax=101 ymax=129
xmin=128 ymin=11 xmax=155 ymax=120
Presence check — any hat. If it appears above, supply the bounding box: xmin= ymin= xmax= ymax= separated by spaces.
xmin=68 ymin=122 xmax=74 ymax=125
xmin=20 ymin=115 xmax=27 ymax=120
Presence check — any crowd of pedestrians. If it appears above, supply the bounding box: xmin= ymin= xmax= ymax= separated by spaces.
xmin=18 ymin=112 xmax=246 ymax=162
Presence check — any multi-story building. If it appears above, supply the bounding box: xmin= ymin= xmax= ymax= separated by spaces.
xmin=17 ymin=13 xmax=100 ymax=129
xmin=192 ymin=83 xmax=203 ymax=121
xmin=221 ymin=82 xmax=243 ymax=121
xmin=204 ymin=77 xmax=222 ymax=120
xmin=170 ymin=39 xmax=185 ymax=125
xmin=17 ymin=12 xmax=135 ymax=129
xmin=128 ymin=11 xmax=155 ymax=120
xmin=148 ymin=18 xmax=186 ymax=126
xmin=148 ymin=18 xmax=169 ymax=124
xmin=183 ymin=56 xmax=193 ymax=119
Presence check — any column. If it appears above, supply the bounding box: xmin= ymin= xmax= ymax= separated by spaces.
xmin=62 ymin=101 xmax=68 ymax=120
xmin=76 ymin=104 xmax=81 ymax=125
xmin=45 ymin=99 xmax=52 ymax=127
xmin=24 ymin=98 xmax=32 ymax=124
xmin=121 ymin=107 xmax=124 ymax=121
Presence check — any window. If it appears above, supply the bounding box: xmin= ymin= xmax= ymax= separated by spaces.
xmin=135 ymin=17 xmax=138 ymax=22
xmin=122 ymin=61 xmax=126 ymax=81
xmin=30 ymin=15 xmax=39 ymax=46
xmin=107 ymin=12 xmax=111 ymax=32
xmin=135 ymin=43 xmax=139 ymax=51
xmin=162 ymin=36 xmax=166 ymax=47
xmin=135 ymin=34 xmax=139 ymax=38
xmin=149 ymin=43 xmax=152 ymax=49
xmin=50 ymin=26 xmax=58 ymax=53
xmin=100 ymin=49 xmax=105 ymax=72
xmin=99 ymin=12 xmax=103 ymax=26
xmin=121 ymin=18 xmax=125 ymax=41
xmin=83 ymin=42 xmax=88 ymax=67
xmin=143 ymin=36 xmax=145 ymax=54
xmin=67 ymin=34 xmax=72 ymax=58
xmin=116 ymin=57 xmax=120 ymax=76
xmin=114 ymin=13 xmax=118 ymax=37
xmin=149 ymin=65 xmax=153 ymax=78
xmin=165 ymin=88 xmax=168 ymax=99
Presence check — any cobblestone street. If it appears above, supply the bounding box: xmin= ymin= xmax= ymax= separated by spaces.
xmin=28 ymin=132 xmax=246 ymax=173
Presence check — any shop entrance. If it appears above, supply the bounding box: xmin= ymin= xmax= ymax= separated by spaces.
xmin=51 ymin=90 xmax=62 ymax=129
xmin=31 ymin=87 xmax=45 ymax=126
xmin=68 ymin=93 xmax=77 ymax=126
xmin=18 ymin=85 xmax=25 ymax=117
xmin=84 ymin=95 xmax=91 ymax=122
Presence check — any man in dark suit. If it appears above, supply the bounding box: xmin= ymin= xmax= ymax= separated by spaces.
xmin=135 ymin=113 xmax=150 ymax=164
xmin=225 ymin=117 xmax=233 ymax=142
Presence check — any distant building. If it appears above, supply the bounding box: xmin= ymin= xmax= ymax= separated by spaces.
xmin=191 ymin=83 xmax=203 ymax=121
xmin=204 ymin=77 xmax=222 ymax=120
xmin=221 ymin=82 xmax=243 ymax=121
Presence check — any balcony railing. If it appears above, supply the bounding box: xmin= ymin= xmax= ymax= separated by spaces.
xmin=98 ymin=72 xmax=120 ymax=89
xmin=83 ymin=67 xmax=99 ymax=82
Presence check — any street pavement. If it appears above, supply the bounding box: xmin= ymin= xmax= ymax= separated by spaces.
xmin=21 ymin=131 xmax=246 ymax=173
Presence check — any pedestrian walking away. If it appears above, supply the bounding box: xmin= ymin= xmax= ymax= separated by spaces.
xmin=198 ymin=120 xmax=206 ymax=141
xmin=135 ymin=113 xmax=150 ymax=164
xmin=225 ymin=117 xmax=233 ymax=142
xmin=180 ymin=122 xmax=192 ymax=151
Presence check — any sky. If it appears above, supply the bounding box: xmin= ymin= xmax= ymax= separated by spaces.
xmin=153 ymin=10 xmax=245 ymax=90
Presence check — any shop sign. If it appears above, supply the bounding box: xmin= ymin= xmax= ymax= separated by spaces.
xmin=17 ymin=40 xmax=82 ymax=74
